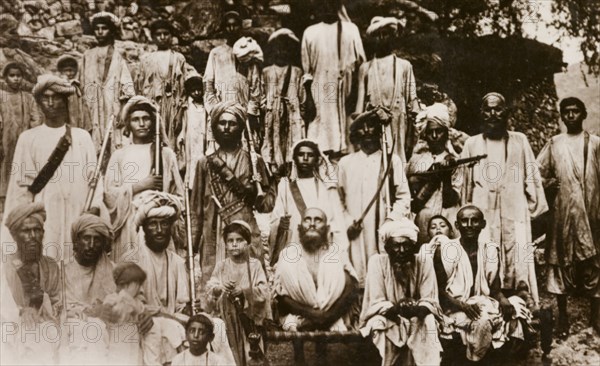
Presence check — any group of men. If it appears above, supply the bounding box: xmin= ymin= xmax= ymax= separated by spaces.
xmin=0 ymin=1 xmax=599 ymax=365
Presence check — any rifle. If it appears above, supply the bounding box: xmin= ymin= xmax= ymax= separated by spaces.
xmin=183 ymin=180 xmax=198 ymax=315
xmin=407 ymin=154 xmax=487 ymax=178
xmin=244 ymin=118 xmax=265 ymax=200
xmin=60 ymin=259 xmax=67 ymax=323
xmin=83 ymin=115 xmax=114 ymax=212
xmin=154 ymin=108 xmax=163 ymax=178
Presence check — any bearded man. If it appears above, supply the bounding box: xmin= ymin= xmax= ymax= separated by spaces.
xmin=459 ymin=92 xmax=548 ymax=303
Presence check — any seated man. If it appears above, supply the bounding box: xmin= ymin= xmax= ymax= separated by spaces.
xmin=275 ymin=207 xmax=358 ymax=331
xmin=62 ymin=213 xmax=116 ymax=365
xmin=359 ymin=218 xmax=442 ymax=366
xmin=3 ymin=202 xmax=60 ymax=364
xmin=134 ymin=191 xmax=189 ymax=315
xmin=436 ymin=205 xmax=540 ymax=362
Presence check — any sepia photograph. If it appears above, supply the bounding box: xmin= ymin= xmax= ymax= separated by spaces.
xmin=0 ymin=0 xmax=598 ymax=365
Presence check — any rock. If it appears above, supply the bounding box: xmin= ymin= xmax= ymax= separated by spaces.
xmin=36 ymin=26 xmax=56 ymax=41
xmin=55 ymin=19 xmax=82 ymax=37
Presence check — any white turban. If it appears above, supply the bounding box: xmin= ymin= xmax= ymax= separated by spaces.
xmin=414 ymin=102 xmax=451 ymax=137
xmin=379 ymin=217 xmax=419 ymax=248
xmin=268 ymin=28 xmax=299 ymax=44
xmin=366 ymin=16 xmax=406 ymax=36
xmin=134 ymin=191 xmax=182 ymax=228
xmin=90 ymin=11 xmax=119 ymax=27
xmin=33 ymin=74 xmax=80 ymax=99
xmin=233 ymin=37 xmax=264 ymax=63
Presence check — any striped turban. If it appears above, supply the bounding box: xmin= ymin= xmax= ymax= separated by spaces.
xmin=134 ymin=191 xmax=182 ymax=228
xmin=5 ymin=202 xmax=46 ymax=233
xmin=32 ymin=74 xmax=79 ymax=99
xmin=210 ymin=101 xmax=247 ymax=130
xmin=90 ymin=11 xmax=119 ymax=28
xmin=71 ymin=214 xmax=113 ymax=243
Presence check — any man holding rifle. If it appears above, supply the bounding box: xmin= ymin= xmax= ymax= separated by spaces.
xmin=338 ymin=108 xmax=411 ymax=289
xmin=459 ymin=92 xmax=548 ymax=303
xmin=104 ymin=96 xmax=184 ymax=263
xmin=191 ymin=101 xmax=276 ymax=307
xmin=3 ymin=75 xmax=101 ymax=261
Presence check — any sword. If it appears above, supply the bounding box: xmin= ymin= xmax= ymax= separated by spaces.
xmin=354 ymin=137 xmax=396 ymax=226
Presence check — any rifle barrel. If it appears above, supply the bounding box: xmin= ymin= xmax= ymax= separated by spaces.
xmin=84 ymin=115 xmax=114 ymax=212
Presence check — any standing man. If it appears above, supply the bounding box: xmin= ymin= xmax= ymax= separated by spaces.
xmin=459 ymin=92 xmax=548 ymax=303
xmin=3 ymin=75 xmax=102 ymax=261
xmin=80 ymin=12 xmax=135 ymax=151
xmin=104 ymin=96 xmax=184 ymax=263
xmin=270 ymin=139 xmax=348 ymax=262
xmin=191 ymin=101 xmax=275 ymax=301
xmin=203 ymin=11 xmax=261 ymax=121
xmin=0 ymin=62 xmax=41 ymax=216
xmin=136 ymin=19 xmax=193 ymax=148
xmin=338 ymin=109 xmax=411 ymax=288
xmin=301 ymin=0 xmax=365 ymax=154
xmin=537 ymin=97 xmax=600 ymax=335
xmin=356 ymin=16 xmax=420 ymax=161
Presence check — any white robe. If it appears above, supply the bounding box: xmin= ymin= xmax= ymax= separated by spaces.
xmin=338 ymin=150 xmax=411 ymax=287
xmin=301 ymin=21 xmax=365 ymax=152
xmin=3 ymin=124 xmax=101 ymax=261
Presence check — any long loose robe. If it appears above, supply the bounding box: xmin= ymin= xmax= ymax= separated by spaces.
xmin=136 ymin=50 xmax=191 ymax=148
xmin=275 ymin=243 xmax=358 ymax=331
xmin=355 ymin=55 xmax=420 ymax=161
xmin=178 ymin=98 xmax=211 ymax=185
xmin=206 ymin=257 xmax=271 ymax=366
xmin=407 ymin=148 xmax=461 ymax=244
xmin=103 ymin=143 xmax=184 ymax=262
xmin=62 ymin=253 xmax=115 ymax=366
xmin=301 ymin=21 xmax=365 ymax=153
xmin=80 ymin=44 xmax=135 ymax=151
xmin=0 ymin=89 xmax=41 ymax=205
xmin=261 ymin=65 xmax=305 ymax=166
xmin=171 ymin=349 xmax=229 ymax=366
xmin=338 ymin=150 xmax=411 ymax=287
xmin=3 ymin=124 xmax=102 ymax=261
xmin=203 ymin=44 xmax=262 ymax=117
xmin=459 ymin=132 xmax=548 ymax=302
xmin=191 ymin=147 xmax=276 ymax=303
xmin=537 ymin=131 xmax=600 ymax=296
xmin=359 ymin=253 xmax=442 ymax=366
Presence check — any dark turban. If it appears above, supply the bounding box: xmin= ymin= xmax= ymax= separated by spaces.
xmin=210 ymin=101 xmax=247 ymax=130
xmin=5 ymin=202 xmax=46 ymax=233
xmin=71 ymin=214 xmax=113 ymax=243
xmin=56 ymin=55 xmax=78 ymax=71
xmin=150 ymin=19 xmax=174 ymax=35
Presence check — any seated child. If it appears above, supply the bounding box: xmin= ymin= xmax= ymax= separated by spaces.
xmin=101 ymin=262 xmax=187 ymax=366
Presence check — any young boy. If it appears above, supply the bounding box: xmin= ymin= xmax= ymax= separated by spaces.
xmin=171 ymin=314 xmax=229 ymax=366
xmin=177 ymin=73 xmax=211 ymax=183
xmin=0 ymin=62 xmax=41 ymax=216
xmin=56 ymin=55 xmax=88 ymax=132
xmin=101 ymin=262 xmax=187 ymax=365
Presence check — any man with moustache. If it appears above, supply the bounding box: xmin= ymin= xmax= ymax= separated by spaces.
xmin=135 ymin=191 xmax=189 ymax=315
xmin=537 ymin=97 xmax=600 ymax=335
xmin=355 ymin=16 xmax=420 ymax=161
xmin=80 ymin=12 xmax=134 ymax=150
xmin=275 ymin=207 xmax=358 ymax=332
xmin=203 ymin=10 xmax=261 ymax=123
xmin=3 ymin=75 xmax=101 ymax=261
xmin=459 ymin=92 xmax=548 ymax=304
xmin=3 ymin=202 xmax=61 ymax=364
xmin=338 ymin=109 xmax=411 ymax=289
xmin=191 ymin=101 xmax=276 ymax=304
xmin=360 ymin=218 xmax=442 ymax=366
